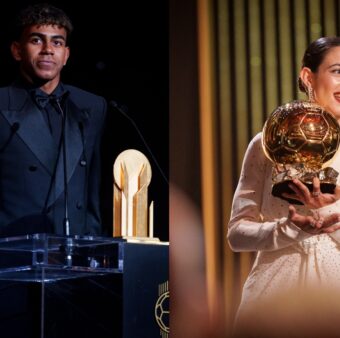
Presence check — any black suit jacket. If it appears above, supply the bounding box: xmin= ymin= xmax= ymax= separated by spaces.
xmin=0 ymin=82 xmax=107 ymax=236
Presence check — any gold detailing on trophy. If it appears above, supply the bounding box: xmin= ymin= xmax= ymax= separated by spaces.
xmin=113 ymin=149 xmax=160 ymax=242
xmin=262 ymin=100 xmax=340 ymax=204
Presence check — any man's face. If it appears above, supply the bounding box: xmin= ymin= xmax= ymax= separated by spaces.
xmin=11 ymin=24 xmax=70 ymax=85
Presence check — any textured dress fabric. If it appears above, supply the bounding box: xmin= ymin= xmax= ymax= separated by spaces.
xmin=227 ymin=132 xmax=340 ymax=321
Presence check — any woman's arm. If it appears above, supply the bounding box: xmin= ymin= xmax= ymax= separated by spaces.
xmin=227 ymin=133 xmax=313 ymax=252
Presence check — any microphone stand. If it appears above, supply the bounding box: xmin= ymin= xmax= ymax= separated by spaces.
xmin=54 ymin=98 xmax=73 ymax=267
xmin=55 ymin=99 xmax=70 ymax=236
xmin=109 ymin=101 xmax=169 ymax=185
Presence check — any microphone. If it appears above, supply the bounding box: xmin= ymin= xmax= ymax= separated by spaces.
xmin=52 ymin=97 xmax=74 ymax=267
xmin=78 ymin=121 xmax=88 ymax=232
xmin=0 ymin=122 xmax=20 ymax=152
xmin=109 ymin=100 xmax=168 ymax=185
xmin=52 ymin=98 xmax=70 ymax=237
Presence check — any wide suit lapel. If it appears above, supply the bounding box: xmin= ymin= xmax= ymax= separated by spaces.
xmin=0 ymin=85 xmax=88 ymax=206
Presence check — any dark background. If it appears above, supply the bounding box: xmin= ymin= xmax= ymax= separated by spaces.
xmin=0 ymin=0 xmax=169 ymax=241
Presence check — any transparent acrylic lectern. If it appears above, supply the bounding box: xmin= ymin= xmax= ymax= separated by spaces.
xmin=0 ymin=233 xmax=169 ymax=338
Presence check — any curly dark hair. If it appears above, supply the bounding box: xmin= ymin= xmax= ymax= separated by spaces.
xmin=13 ymin=3 xmax=73 ymax=41
xmin=298 ymin=36 xmax=340 ymax=93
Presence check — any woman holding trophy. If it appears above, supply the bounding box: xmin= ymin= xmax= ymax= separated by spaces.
xmin=228 ymin=36 xmax=340 ymax=336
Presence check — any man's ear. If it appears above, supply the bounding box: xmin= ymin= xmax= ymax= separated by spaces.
xmin=299 ymin=67 xmax=314 ymax=89
xmin=10 ymin=41 xmax=22 ymax=61
xmin=63 ymin=46 xmax=70 ymax=66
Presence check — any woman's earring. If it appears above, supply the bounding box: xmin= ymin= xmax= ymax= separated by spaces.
xmin=308 ymin=86 xmax=315 ymax=102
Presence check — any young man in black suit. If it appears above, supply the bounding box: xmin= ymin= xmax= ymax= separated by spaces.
xmin=0 ymin=3 xmax=107 ymax=236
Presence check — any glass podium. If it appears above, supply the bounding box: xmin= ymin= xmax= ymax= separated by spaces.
xmin=0 ymin=233 xmax=122 ymax=281
xmin=0 ymin=234 xmax=169 ymax=338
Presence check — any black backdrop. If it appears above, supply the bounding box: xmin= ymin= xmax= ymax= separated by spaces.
xmin=0 ymin=0 xmax=169 ymax=241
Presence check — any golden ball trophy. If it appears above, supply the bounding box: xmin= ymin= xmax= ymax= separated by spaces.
xmin=262 ymin=100 xmax=340 ymax=204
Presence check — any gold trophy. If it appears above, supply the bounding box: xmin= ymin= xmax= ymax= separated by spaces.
xmin=262 ymin=100 xmax=340 ymax=204
xmin=112 ymin=149 xmax=159 ymax=242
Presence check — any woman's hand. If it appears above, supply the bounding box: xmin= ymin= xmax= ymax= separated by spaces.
xmin=288 ymin=204 xmax=340 ymax=234
xmin=282 ymin=177 xmax=340 ymax=209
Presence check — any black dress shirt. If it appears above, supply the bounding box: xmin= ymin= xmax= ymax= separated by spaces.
xmin=30 ymin=85 xmax=69 ymax=146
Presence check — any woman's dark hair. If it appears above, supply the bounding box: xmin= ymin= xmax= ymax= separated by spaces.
xmin=299 ymin=36 xmax=340 ymax=93
xmin=13 ymin=3 xmax=73 ymax=41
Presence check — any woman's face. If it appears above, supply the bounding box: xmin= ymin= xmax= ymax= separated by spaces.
xmin=307 ymin=46 xmax=340 ymax=121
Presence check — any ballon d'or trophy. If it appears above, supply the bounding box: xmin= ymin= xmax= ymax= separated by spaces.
xmin=113 ymin=149 xmax=159 ymax=242
xmin=262 ymin=100 xmax=340 ymax=204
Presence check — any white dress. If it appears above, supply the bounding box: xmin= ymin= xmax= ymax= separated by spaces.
xmin=228 ymin=132 xmax=340 ymax=320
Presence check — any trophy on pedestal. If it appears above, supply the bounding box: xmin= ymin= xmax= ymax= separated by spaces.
xmin=262 ymin=100 xmax=340 ymax=204
xmin=113 ymin=149 xmax=159 ymax=241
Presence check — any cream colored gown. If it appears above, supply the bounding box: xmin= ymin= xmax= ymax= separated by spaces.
xmin=228 ymin=132 xmax=340 ymax=322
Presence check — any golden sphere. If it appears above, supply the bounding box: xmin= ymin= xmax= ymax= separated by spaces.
xmin=262 ymin=100 xmax=340 ymax=170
